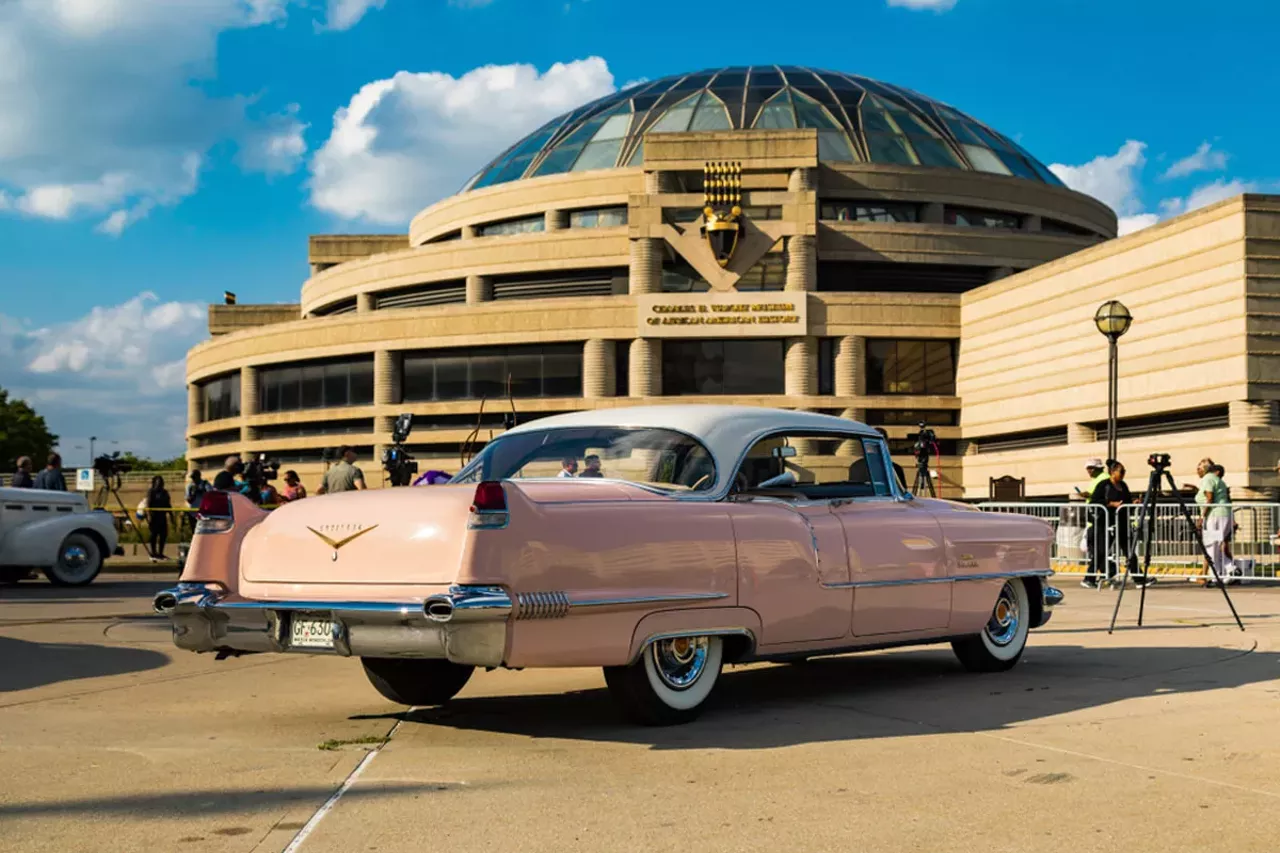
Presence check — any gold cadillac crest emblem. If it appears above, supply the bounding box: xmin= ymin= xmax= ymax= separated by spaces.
xmin=702 ymin=161 xmax=742 ymax=268
xmin=307 ymin=524 xmax=378 ymax=561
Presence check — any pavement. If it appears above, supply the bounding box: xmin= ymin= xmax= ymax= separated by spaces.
xmin=3 ymin=577 xmax=1280 ymax=853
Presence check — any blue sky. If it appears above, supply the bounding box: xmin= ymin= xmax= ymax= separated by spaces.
xmin=0 ymin=0 xmax=1276 ymax=462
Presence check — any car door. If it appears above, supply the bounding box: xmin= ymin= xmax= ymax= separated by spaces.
xmin=726 ymin=436 xmax=852 ymax=646
xmin=829 ymin=438 xmax=951 ymax=636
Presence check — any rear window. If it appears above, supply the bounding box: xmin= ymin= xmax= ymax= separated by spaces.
xmin=451 ymin=427 xmax=716 ymax=492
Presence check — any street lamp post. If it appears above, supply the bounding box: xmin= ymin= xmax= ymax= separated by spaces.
xmin=89 ymin=436 xmax=97 ymax=467
xmin=1094 ymin=301 xmax=1133 ymax=463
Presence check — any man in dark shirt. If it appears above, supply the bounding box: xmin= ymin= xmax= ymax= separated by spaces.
xmin=212 ymin=455 xmax=242 ymax=491
xmin=32 ymin=453 xmax=66 ymax=491
xmin=11 ymin=456 xmax=34 ymax=488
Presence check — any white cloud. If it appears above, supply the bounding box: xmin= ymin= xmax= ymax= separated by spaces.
xmin=886 ymin=0 xmax=958 ymax=9
xmin=309 ymin=57 xmax=616 ymax=224
xmin=0 ymin=0 xmax=306 ymax=234
xmin=1049 ymin=140 xmax=1147 ymax=215
xmin=1162 ymin=142 xmax=1228 ymax=180
xmin=1116 ymin=214 xmax=1159 ymax=236
xmin=0 ymin=292 xmax=208 ymax=459
xmin=322 ymin=0 xmax=386 ymax=31
xmin=237 ymin=105 xmax=309 ymax=175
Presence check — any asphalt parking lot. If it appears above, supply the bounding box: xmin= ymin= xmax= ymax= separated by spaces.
xmin=3 ymin=576 xmax=1280 ymax=853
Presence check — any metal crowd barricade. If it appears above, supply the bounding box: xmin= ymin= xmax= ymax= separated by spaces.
xmin=1113 ymin=502 xmax=1280 ymax=583
xmin=977 ymin=502 xmax=1109 ymax=582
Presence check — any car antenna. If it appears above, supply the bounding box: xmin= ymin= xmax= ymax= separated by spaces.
xmin=505 ymin=373 xmax=518 ymax=430
xmin=461 ymin=397 xmax=487 ymax=468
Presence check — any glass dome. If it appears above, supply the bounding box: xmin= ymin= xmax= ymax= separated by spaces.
xmin=463 ymin=66 xmax=1063 ymax=193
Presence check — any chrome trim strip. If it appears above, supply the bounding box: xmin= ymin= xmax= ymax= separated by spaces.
xmin=568 ymin=591 xmax=729 ymax=609
xmin=821 ymin=569 xmax=1054 ymax=590
xmin=630 ymin=627 xmax=756 ymax=665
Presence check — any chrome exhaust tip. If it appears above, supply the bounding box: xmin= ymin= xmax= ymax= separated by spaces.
xmin=424 ymin=597 xmax=454 ymax=623
xmin=153 ymin=592 xmax=178 ymax=615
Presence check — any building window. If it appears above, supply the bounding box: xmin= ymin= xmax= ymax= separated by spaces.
xmin=818 ymin=338 xmax=836 ymax=395
xmin=944 ymin=207 xmax=1021 ymax=229
xmin=199 ymin=373 xmax=240 ymax=422
xmin=402 ymin=344 xmax=583 ymax=402
xmin=663 ymin=253 xmax=785 ymax=293
xmin=1042 ymin=218 xmax=1095 ymax=237
xmin=260 ymin=358 xmax=374 ymax=412
xmin=615 ymin=340 xmax=630 ymax=397
xmin=662 ymin=340 xmax=785 ymax=396
xmin=476 ymin=215 xmax=546 ymax=237
xmin=820 ymin=202 xmax=920 ymax=223
xmin=866 ymin=340 xmax=957 ymax=396
xmin=569 ymin=207 xmax=628 ymax=228
xmin=865 ymin=409 xmax=959 ymax=427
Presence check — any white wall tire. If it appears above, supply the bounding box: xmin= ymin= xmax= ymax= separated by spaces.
xmin=952 ymin=578 xmax=1030 ymax=673
xmin=44 ymin=532 xmax=103 ymax=587
xmin=604 ymin=635 xmax=724 ymax=725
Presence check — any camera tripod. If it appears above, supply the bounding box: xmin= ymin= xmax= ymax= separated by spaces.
xmin=1108 ymin=460 xmax=1244 ymax=633
xmin=912 ymin=459 xmax=936 ymax=498
xmin=93 ymin=475 xmax=148 ymax=551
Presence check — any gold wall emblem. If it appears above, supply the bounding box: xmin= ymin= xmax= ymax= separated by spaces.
xmin=702 ymin=161 xmax=742 ymax=267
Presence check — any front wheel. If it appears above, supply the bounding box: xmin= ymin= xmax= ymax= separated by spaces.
xmin=603 ymin=635 xmax=724 ymax=726
xmin=44 ymin=532 xmax=103 ymax=587
xmin=360 ymin=658 xmax=474 ymax=706
xmin=952 ymin=578 xmax=1031 ymax=673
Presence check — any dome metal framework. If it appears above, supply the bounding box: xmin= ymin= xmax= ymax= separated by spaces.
xmin=464 ymin=65 xmax=1063 ymax=193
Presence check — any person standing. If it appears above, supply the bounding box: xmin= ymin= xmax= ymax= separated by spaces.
xmin=578 ymin=455 xmax=604 ymax=478
xmin=32 ymin=453 xmax=67 ymax=491
xmin=183 ymin=471 xmax=210 ymax=537
xmin=1195 ymin=458 xmax=1235 ymax=585
xmin=280 ymin=470 xmax=307 ymax=501
xmin=212 ymin=455 xmax=242 ymax=491
xmin=1091 ymin=461 xmax=1152 ymax=589
xmin=145 ymin=475 xmax=173 ymax=562
xmin=318 ymin=446 xmax=367 ymax=494
xmin=1080 ymin=457 xmax=1109 ymax=589
xmin=11 ymin=456 xmax=34 ymax=488
xmin=557 ymin=458 xmax=579 ymax=478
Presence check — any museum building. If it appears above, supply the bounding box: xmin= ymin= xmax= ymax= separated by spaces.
xmin=185 ymin=66 xmax=1280 ymax=498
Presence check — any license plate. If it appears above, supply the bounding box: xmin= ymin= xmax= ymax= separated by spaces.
xmin=289 ymin=615 xmax=336 ymax=649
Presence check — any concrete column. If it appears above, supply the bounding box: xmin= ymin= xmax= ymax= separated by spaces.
xmin=629 ymin=339 xmax=660 ymax=398
xmin=188 ymin=383 xmax=202 ymax=426
xmin=834 ymin=335 xmax=865 ymax=397
xmin=784 ymin=235 xmax=816 ymax=292
xmin=357 ymin=292 xmax=374 ymax=313
xmin=922 ymin=203 xmax=944 ymax=224
xmin=239 ymin=367 xmax=258 ymax=444
xmin=785 ymin=337 xmax=817 ymax=397
xmin=461 ymin=224 xmax=477 ymax=239
xmin=466 ymin=274 xmax=492 ymax=304
xmin=1067 ymin=423 xmax=1098 ymax=444
xmin=374 ymin=350 xmax=400 ymax=436
xmin=629 ymin=238 xmax=662 ymax=295
xmin=1230 ymin=400 xmax=1278 ymax=427
xmin=788 ymin=167 xmax=815 ymax=192
xmin=583 ymin=339 xmax=617 ymax=398
xmin=644 ymin=171 xmax=679 ymax=194
xmin=1021 ymin=214 xmax=1043 ymax=232
xmin=545 ymin=209 xmax=567 ymax=231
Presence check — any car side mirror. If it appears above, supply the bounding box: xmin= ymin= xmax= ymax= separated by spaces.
xmin=771 ymin=446 xmax=797 ymax=459
xmin=756 ymin=471 xmax=798 ymax=489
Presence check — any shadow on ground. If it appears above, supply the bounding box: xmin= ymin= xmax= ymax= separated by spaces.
xmin=0 ymin=783 xmax=442 ymax=821
xmin=0 ymin=579 xmax=172 ymax=606
xmin=0 ymin=636 xmax=169 ymax=693
xmin=373 ymin=642 xmax=1277 ymax=750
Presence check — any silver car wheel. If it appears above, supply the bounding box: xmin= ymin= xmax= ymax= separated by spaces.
xmin=46 ymin=532 xmax=103 ymax=586
xmin=649 ymin=636 xmax=710 ymax=691
xmin=985 ymin=581 xmax=1021 ymax=647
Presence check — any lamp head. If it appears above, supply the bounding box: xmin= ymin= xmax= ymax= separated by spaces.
xmin=1094 ymin=300 xmax=1132 ymax=340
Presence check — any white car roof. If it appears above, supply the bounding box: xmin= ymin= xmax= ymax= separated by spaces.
xmin=505 ymin=405 xmax=879 ymax=475
xmin=0 ymin=486 xmax=86 ymax=504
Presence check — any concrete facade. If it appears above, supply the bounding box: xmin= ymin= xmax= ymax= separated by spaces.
xmin=187 ymin=123 xmax=1280 ymax=500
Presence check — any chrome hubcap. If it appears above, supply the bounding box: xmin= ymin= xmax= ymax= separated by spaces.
xmin=985 ymin=581 xmax=1020 ymax=646
xmin=61 ymin=546 xmax=88 ymax=570
xmin=650 ymin=636 xmax=709 ymax=690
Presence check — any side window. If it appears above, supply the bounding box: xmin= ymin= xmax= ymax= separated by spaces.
xmin=733 ymin=433 xmax=892 ymax=499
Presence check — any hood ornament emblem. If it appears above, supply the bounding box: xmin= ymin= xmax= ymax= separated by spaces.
xmin=307 ymin=525 xmax=378 ymax=561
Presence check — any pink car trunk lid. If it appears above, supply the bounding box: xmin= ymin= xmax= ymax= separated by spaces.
xmin=239 ymin=485 xmax=477 ymax=585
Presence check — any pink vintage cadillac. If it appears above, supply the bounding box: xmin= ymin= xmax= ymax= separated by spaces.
xmin=155 ymin=406 xmax=1061 ymax=725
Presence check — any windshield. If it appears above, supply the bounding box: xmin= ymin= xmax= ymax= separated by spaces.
xmin=451 ymin=427 xmax=717 ymax=492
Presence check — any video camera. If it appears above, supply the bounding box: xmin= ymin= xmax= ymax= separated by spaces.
xmin=242 ymin=453 xmax=279 ymax=491
xmin=1147 ymin=452 xmax=1171 ymax=470
xmin=93 ymin=451 xmax=132 ymax=484
xmin=381 ymin=413 xmax=419 ymax=487
xmin=912 ymin=422 xmax=938 ymax=467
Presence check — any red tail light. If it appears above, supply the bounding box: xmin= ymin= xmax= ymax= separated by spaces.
xmin=469 ymin=481 xmax=508 ymax=529
xmin=198 ymin=490 xmax=232 ymax=518
xmin=195 ymin=490 xmax=234 ymax=534
xmin=472 ymin=482 xmax=506 ymax=512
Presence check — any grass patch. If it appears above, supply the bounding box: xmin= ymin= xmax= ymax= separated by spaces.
xmin=317 ymin=735 xmax=390 ymax=751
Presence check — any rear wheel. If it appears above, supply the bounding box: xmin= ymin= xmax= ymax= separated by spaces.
xmin=952 ymin=578 xmax=1030 ymax=672
xmin=603 ymin=635 xmax=724 ymax=726
xmin=44 ymin=532 xmax=103 ymax=587
xmin=360 ymin=658 xmax=474 ymax=706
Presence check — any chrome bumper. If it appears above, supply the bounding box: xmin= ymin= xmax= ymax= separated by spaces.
xmin=152 ymin=583 xmax=512 ymax=667
xmin=1038 ymin=584 xmax=1064 ymax=627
